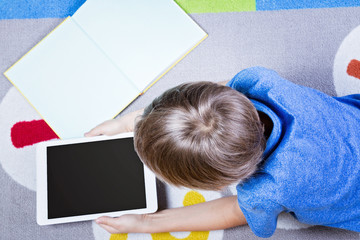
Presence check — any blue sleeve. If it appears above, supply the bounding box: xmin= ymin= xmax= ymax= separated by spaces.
xmin=237 ymin=177 xmax=285 ymax=238
xmin=226 ymin=66 xmax=337 ymax=129
xmin=226 ymin=66 xmax=293 ymax=96
xmin=226 ymin=67 xmax=317 ymax=110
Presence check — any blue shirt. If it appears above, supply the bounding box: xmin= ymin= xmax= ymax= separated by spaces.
xmin=227 ymin=67 xmax=360 ymax=238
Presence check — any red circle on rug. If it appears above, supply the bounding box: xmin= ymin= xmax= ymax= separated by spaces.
xmin=11 ymin=120 xmax=59 ymax=148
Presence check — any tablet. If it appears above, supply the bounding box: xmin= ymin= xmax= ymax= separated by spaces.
xmin=36 ymin=132 xmax=157 ymax=225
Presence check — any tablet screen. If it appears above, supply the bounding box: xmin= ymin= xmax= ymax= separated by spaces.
xmin=46 ymin=137 xmax=146 ymax=219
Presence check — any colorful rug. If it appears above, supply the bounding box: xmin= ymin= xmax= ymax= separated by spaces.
xmin=1 ymin=1 xmax=360 ymax=240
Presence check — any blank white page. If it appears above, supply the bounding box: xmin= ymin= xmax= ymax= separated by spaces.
xmin=5 ymin=18 xmax=139 ymax=139
xmin=73 ymin=0 xmax=207 ymax=91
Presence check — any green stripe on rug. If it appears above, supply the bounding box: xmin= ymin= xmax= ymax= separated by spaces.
xmin=175 ymin=0 xmax=256 ymax=13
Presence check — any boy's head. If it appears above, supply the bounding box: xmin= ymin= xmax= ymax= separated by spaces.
xmin=134 ymin=82 xmax=266 ymax=190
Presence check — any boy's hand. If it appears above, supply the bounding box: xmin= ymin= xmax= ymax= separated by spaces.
xmin=84 ymin=119 xmax=129 ymax=137
xmin=84 ymin=109 xmax=144 ymax=137
xmin=95 ymin=196 xmax=246 ymax=234
xmin=96 ymin=214 xmax=148 ymax=234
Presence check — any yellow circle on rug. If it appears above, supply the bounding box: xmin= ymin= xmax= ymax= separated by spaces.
xmin=151 ymin=191 xmax=209 ymax=240
xmin=110 ymin=233 xmax=128 ymax=240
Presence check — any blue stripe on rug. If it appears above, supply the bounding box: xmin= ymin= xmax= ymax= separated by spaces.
xmin=256 ymin=0 xmax=360 ymax=11
xmin=0 ymin=0 xmax=85 ymax=19
xmin=1 ymin=0 xmax=360 ymax=19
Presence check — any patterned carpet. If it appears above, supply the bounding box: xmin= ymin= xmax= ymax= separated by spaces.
xmin=1 ymin=1 xmax=360 ymax=239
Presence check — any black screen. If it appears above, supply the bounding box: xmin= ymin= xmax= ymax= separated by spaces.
xmin=46 ymin=137 xmax=146 ymax=219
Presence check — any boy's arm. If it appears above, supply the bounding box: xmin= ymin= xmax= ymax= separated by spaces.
xmin=96 ymin=195 xmax=247 ymax=234
xmin=85 ymin=108 xmax=144 ymax=136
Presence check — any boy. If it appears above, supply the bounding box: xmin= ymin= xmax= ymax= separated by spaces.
xmin=85 ymin=67 xmax=360 ymax=238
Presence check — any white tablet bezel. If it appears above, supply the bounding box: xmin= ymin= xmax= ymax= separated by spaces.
xmin=36 ymin=132 xmax=157 ymax=226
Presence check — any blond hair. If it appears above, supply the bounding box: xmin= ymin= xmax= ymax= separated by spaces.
xmin=134 ymin=82 xmax=265 ymax=190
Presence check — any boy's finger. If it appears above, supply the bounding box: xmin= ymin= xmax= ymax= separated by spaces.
xmin=97 ymin=223 xmax=120 ymax=234
xmin=84 ymin=127 xmax=103 ymax=137
xmin=84 ymin=131 xmax=94 ymax=137
xmin=96 ymin=216 xmax=124 ymax=232
xmin=96 ymin=216 xmax=117 ymax=226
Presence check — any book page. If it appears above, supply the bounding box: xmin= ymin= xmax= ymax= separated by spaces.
xmin=73 ymin=0 xmax=207 ymax=91
xmin=5 ymin=18 xmax=140 ymax=139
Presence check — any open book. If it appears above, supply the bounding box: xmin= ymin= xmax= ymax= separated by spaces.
xmin=4 ymin=0 xmax=207 ymax=139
